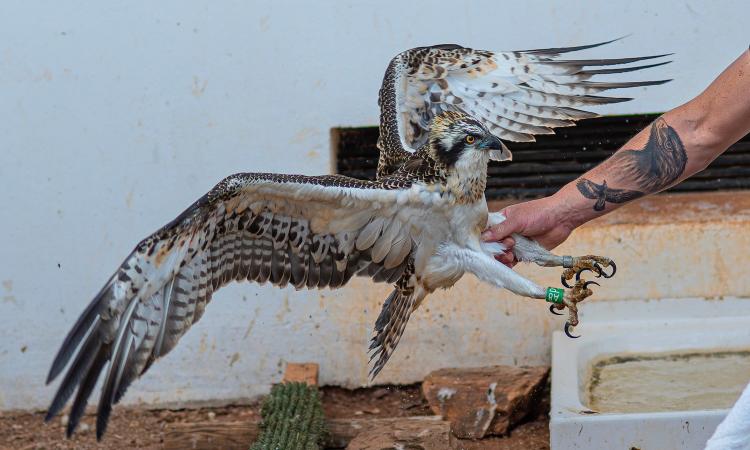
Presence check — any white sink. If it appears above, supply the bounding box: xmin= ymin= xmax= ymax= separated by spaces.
xmin=550 ymin=298 xmax=750 ymax=450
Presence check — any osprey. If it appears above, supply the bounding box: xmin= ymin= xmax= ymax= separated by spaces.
xmin=45 ymin=39 xmax=669 ymax=439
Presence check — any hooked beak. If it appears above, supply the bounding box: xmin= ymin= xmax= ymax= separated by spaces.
xmin=484 ymin=135 xmax=513 ymax=162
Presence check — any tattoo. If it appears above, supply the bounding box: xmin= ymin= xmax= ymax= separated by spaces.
xmin=576 ymin=118 xmax=687 ymax=211
xmin=576 ymin=179 xmax=644 ymax=211
xmin=611 ymin=117 xmax=688 ymax=192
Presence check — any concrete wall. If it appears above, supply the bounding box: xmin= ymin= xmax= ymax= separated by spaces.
xmin=1 ymin=0 xmax=749 ymax=411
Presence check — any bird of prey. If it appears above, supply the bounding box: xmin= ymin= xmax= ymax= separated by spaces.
xmin=45 ymin=39 xmax=669 ymax=439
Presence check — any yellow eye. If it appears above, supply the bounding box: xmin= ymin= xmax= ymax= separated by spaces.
xmin=465 ymin=135 xmax=476 ymax=145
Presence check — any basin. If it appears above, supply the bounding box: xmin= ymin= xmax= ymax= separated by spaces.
xmin=550 ymin=298 xmax=750 ymax=450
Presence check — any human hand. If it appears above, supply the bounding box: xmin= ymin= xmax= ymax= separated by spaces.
xmin=481 ymin=195 xmax=578 ymax=267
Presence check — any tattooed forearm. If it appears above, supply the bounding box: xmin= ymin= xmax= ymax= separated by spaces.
xmin=576 ymin=179 xmax=644 ymax=211
xmin=576 ymin=118 xmax=687 ymax=211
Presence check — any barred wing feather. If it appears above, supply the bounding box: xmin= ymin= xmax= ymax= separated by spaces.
xmin=44 ymin=172 xmax=424 ymax=439
xmin=381 ymin=38 xmax=671 ymax=159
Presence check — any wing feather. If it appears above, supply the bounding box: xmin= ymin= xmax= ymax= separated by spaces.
xmin=376 ymin=39 xmax=671 ymax=172
xmin=46 ymin=172 xmax=424 ymax=437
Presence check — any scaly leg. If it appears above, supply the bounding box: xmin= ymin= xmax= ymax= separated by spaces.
xmin=485 ymin=212 xmax=617 ymax=288
xmin=511 ymin=234 xmax=616 ymax=287
xmin=449 ymin=245 xmax=600 ymax=337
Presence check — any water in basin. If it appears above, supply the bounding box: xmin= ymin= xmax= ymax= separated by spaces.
xmin=586 ymin=349 xmax=750 ymax=413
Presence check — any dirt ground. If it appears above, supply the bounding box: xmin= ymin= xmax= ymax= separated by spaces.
xmin=0 ymin=384 xmax=549 ymax=450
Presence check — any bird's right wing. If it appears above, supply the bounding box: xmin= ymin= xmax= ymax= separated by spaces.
xmin=605 ymin=186 xmax=645 ymax=203
xmin=376 ymin=38 xmax=671 ymax=177
xmin=45 ymin=172 xmax=429 ymax=439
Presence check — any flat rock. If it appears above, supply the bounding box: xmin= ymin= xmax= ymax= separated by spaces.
xmin=422 ymin=365 xmax=549 ymax=439
xmin=345 ymin=416 xmax=457 ymax=450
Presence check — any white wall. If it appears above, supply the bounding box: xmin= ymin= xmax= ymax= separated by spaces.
xmin=1 ymin=0 xmax=748 ymax=411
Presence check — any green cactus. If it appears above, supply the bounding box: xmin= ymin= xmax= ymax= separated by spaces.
xmin=250 ymin=382 xmax=327 ymax=450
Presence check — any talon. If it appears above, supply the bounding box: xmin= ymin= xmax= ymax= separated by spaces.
xmin=592 ymin=263 xmax=604 ymax=277
xmin=561 ymin=274 xmax=573 ymax=288
xmin=549 ymin=304 xmax=563 ymax=315
xmin=583 ymin=281 xmax=600 ymax=289
xmin=564 ymin=322 xmax=580 ymax=338
xmin=601 ymin=261 xmax=617 ymax=278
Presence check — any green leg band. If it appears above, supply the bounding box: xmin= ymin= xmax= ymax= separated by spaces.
xmin=546 ymin=287 xmax=565 ymax=304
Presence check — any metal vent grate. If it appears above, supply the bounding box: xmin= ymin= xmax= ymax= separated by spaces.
xmin=334 ymin=114 xmax=750 ymax=200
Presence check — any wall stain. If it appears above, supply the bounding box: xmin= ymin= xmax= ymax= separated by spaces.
xmin=275 ymin=294 xmax=291 ymax=321
xmin=192 ymin=76 xmax=208 ymax=97
xmin=259 ymin=16 xmax=270 ymax=32
xmin=290 ymin=127 xmax=318 ymax=144
xmin=243 ymin=307 xmax=260 ymax=339
xmin=2 ymin=280 xmax=16 ymax=304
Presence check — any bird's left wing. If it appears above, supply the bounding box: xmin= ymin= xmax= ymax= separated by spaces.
xmin=44 ymin=172 xmax=427 ymax=439
xmin=575 ymin=178 xmax=601 ymax=200
xmin=376 ymin=38 xmax=671 ymax=176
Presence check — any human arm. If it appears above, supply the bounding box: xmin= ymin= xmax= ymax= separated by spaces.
xmin=484 ymin=48 xmax=750 ymax=266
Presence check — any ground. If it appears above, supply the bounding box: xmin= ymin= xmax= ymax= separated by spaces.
xmin=0 ymin=384 xmax=549 ymax=449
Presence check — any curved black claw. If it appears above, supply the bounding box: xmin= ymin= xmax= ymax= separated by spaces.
xmin=600 ymin=261 xmax=617 ymax=278
xmin=561 ymin=275 xmax=573 ymax=288
xmin=564 ymin=322 xmax=580 ymax=339
xmin=583 ymin=281 xmax=601 ymax=290
xmin=549 ymin=304 xmax=563 ymax=315
xmin=576 ymin=265 xmax=604 ymax=281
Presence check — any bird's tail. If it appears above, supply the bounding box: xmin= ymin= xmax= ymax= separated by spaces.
xmin=368 ymin=268 xmax=423 ymax=380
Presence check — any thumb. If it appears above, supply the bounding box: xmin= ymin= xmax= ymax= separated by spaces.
xmin=482 ymin=207 xmax=522 ymax=241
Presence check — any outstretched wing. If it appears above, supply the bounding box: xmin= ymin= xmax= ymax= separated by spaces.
xmin=376 ymin=38 xmax=671 ymax=176
xmin=45 ymin=172 xmax=427 ymax=439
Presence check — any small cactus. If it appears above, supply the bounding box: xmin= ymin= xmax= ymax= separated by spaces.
xmin=250 ymin=382 xmax=327 ymax=450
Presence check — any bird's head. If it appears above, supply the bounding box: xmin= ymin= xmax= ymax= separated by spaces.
xmin=428 ymin=110 xmax=512 ymax=168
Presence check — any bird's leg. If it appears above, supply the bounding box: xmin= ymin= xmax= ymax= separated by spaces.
xmin=455 ymin=246 xmax=599 ymax=337
xmin=509 ymin=234 xmax=616 ymax=288
xmin=485 ymin=213 xmax=617 ymax=289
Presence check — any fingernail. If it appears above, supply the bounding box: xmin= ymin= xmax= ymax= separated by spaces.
xmin=481 ymin=231 xmax=493 ymax=241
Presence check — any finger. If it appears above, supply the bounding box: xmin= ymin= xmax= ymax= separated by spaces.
xmin=500 ymin=237 xmax=515 ymax=249
xmin=495 ymin=252 xmax=517 ymax=268
xmin=482 ymin=208 xmax=515 ymax=241
xmin=496 ymin=253 xmax=514 ymax=265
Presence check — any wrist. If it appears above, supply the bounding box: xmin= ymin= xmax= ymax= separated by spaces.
xmin=549 ymin=184 xmax=595 ymax=231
